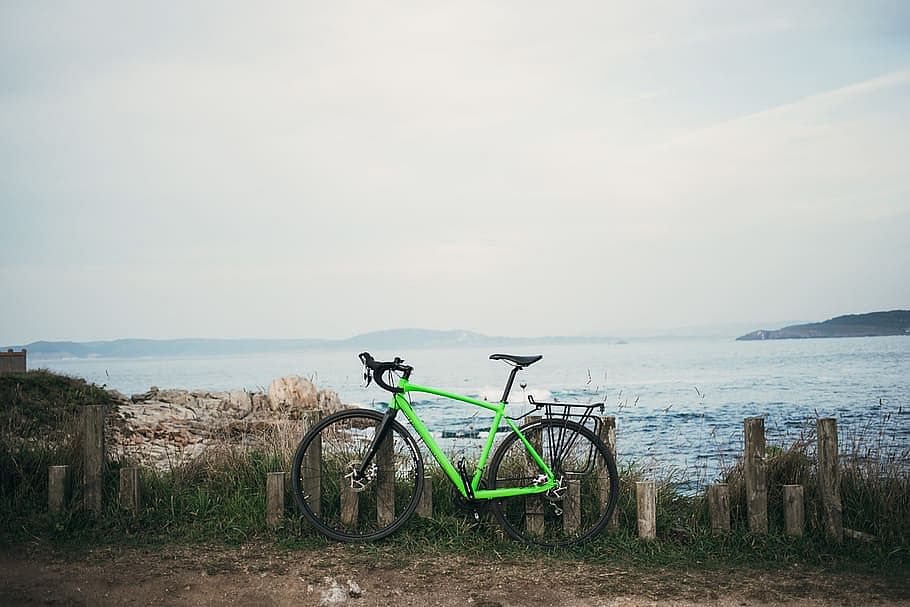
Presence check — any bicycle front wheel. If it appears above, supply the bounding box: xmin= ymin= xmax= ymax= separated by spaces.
xmin=489 ymin=419 xmax=618 ymax=547
xmin=291 ymin=409 xmax=424 ymax=542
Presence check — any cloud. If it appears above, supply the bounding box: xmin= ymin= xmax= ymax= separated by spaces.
xmin=1 ymin=2 xmax=908 ymax=341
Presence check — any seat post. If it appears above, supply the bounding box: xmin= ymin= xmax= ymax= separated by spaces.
xmin=499 ymin=365 xmax=523 ymax=404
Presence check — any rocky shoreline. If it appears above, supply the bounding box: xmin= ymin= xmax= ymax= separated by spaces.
xmin=108 ymin=376 xmax=346 ymax=468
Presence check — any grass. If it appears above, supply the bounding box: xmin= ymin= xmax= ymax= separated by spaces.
xmin=0 ymin=370 xmax=121 ymax=539
xmin=1 ymin=370 xmax=908 ymax=577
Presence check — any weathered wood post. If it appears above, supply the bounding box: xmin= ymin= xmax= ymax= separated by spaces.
xmin=376 ymin=431 xmax=395 ymax=526
xmin=119 ymin=467 xmax=140 ymax=513
xmin=525 ymin=416 xmax=545 ymax=537
xmin=301 ymin=411 xmax=323 ymax=517
xmin=340 ymin=482 xmax=358 ymax=526
xmin=598 ymin=416 xmax=618 ymax=529
xmin=564 ymin=478 xmax=581 ymax=535
xmin=783 ymin=484 xmax=805 ymax=537
xmin=707 ymin=483 xmax=730 ymax=533
xmin=48 ymin=465 xmax=70 ymax=514
xmin=83 ymin=405 xmax=105 ymax=515
xmin=266 ymin=471 xmax=285 ymax=526
xmin=636 ymin=481 xmax=656 ymax=540
xmin=417 ymin=474 xmax=433 ymax=518
xmin=744 ymin=417 xmax=768 ymax=533
xmin=817 ymin=418 xmax=843 ymax=542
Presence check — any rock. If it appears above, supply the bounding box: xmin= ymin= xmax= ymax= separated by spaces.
xmin=268 ymin=376 xmax=318 ymax=410
xmin=319 ymin=578 xmax=349 ymax=605
xmin=107 ymin=389 xmax=131 ymax=403
xmin=227 ymin=390 xmax=253 ymax=416
xmin=193 ymin=396 xmax=226 ymax=415
xmin=131 ymin=387 xmax=159 ymax=402
xmin=109 ymin=375 xmax=348 ymax=469
xmin=153 ymin=389 xmax=194 ymax=407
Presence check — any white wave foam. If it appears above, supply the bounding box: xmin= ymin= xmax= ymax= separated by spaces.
xmin=475 ymin=387 xmax=552 ymax=404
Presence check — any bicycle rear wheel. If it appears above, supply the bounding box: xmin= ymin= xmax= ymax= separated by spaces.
xmin=489 ymin=419 xmax=618 ymax=547
xmin=291 ymin=409 xmax=424 ymax=542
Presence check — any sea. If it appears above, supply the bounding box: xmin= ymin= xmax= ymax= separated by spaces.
xmin=32 ymin=336 xmax=909 ymax=491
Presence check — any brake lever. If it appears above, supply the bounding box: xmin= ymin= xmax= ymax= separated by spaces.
xmin=361 ymin=363 xmax=372 ymax=388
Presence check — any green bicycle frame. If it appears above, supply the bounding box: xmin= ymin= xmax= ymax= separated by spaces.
xmin=390 ymin=377 xmax=556 ymax=500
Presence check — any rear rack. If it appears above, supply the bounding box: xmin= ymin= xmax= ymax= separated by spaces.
xmin=510 ymin=395 xmax=606 ymax=435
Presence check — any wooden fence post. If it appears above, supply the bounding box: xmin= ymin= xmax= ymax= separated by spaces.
xmin=301 ymin=411 xmax=323 ymax=517
xmin=83 ymin=405 xmax=105 ymax=516
xmin=376 ymin=431 xmax=395 ymax=526
xmin=744 ymin=417 xmax=768 ymax=533
xmin=266 ymin=471 xmax=285 ymax=526
xmin=525 ymin=416 xmax=544 ymax=537
xmin=636 ymin=481 xmax=656 ymax=540
xmin=707 ymin=483 xmax=730 ymax=533
xmin=598 ymin=416 xmax=618 ymax=529
xmin=340 ymin=483 xmax=358 ymax=526
xmin=417 ymin=474 xmax=433 ymax=518
xmin=48 ymin=465 xmax=70 ymax=514
xmin=119 ymin=467 xmax=140 ymax=513
xmin=783 ymin=484 xmax=805 ymax=537
xmin=817 ymin=418 xmax=843 ymax=542
xmin=564 ymin=478 xmax=581 ymax=535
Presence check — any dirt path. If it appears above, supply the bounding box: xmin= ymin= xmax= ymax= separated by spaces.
xmin=1 ymin=542 xmax=907 ymax=607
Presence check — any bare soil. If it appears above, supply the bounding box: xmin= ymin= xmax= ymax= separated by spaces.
xmin=1 ymin=542 xmax=907 ymax=607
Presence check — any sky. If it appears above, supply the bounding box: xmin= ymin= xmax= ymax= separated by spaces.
xmin=1 ymin=1 xmax=909 ymax=343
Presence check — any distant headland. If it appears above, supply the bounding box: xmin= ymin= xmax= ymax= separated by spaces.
xmin=3 ymin=329 xmax=619 ymax=360
xmin=736 ymin=310 xmax=910 ymax=341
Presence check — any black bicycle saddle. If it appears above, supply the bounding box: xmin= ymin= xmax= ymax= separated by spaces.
xmin=489 ymin=354 xmax=543 ymax=367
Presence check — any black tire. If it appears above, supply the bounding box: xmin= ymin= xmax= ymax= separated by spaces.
xmin=489 ymin=418 xmax=618 ymax=547
xmin=291 ymin=409 xmax=424 ymax=542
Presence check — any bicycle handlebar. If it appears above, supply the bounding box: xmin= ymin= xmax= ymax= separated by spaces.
xmin=359 ymin=352 xmax=412 ymax=394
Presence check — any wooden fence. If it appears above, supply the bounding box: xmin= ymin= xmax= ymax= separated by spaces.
xmin=0 ymin=348 xmax=27 ymax=375
xmin=50 ymin=409 xmax=847 ymax=542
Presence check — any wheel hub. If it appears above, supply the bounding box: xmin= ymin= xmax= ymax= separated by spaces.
xmin=343 ymin=461 xmax=377 ymax=492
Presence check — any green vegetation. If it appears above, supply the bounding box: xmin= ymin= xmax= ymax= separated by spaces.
xmin=0 ymin=369 xmax=119 ymax=436
xmin=1 ymin=370 xmax=907 ymax=577
xmin=1 ymin=370 xmax=121 ymax=541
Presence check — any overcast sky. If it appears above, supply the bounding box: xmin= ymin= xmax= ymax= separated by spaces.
xmin=1 ymin=1 xmax=908 ymax=343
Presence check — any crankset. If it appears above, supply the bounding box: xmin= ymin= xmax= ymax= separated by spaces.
xmin=452 ymin=480 xmax=490 ymax=522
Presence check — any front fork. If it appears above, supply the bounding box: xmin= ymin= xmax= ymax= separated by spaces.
xmin=353 ymin=407 xmax=399 ymax=481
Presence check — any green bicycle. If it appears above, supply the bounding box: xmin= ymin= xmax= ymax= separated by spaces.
xmin=291 ymin=352 xmax=619 ymax=547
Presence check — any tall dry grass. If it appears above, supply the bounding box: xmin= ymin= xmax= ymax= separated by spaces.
xmin=2 ymin=369 xmax=907 ymax=566
xmin=720 ymin=408 xmax=909 ymax=546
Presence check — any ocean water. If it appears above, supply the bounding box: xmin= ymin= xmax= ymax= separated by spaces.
xmin=33 ymin=336 xmax=910 ymax=490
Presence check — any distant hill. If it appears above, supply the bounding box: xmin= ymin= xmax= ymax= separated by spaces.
xmin=7 ymin=329 xmax=617 ymax=359
xmin=15 ymin=338 xmax=331 ymax=359
xmin=337 ymin=329 xmax=489 ymax=349
xmin=736 ymin=310 xmax=910 ymax=341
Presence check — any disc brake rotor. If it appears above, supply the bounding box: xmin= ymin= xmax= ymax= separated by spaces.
xmin=343 ymin=461 xmax=377 ymax=492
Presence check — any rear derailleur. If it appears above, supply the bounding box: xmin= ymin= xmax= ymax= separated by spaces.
xmin=543 ymin=476 xmax=567 ymax=516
